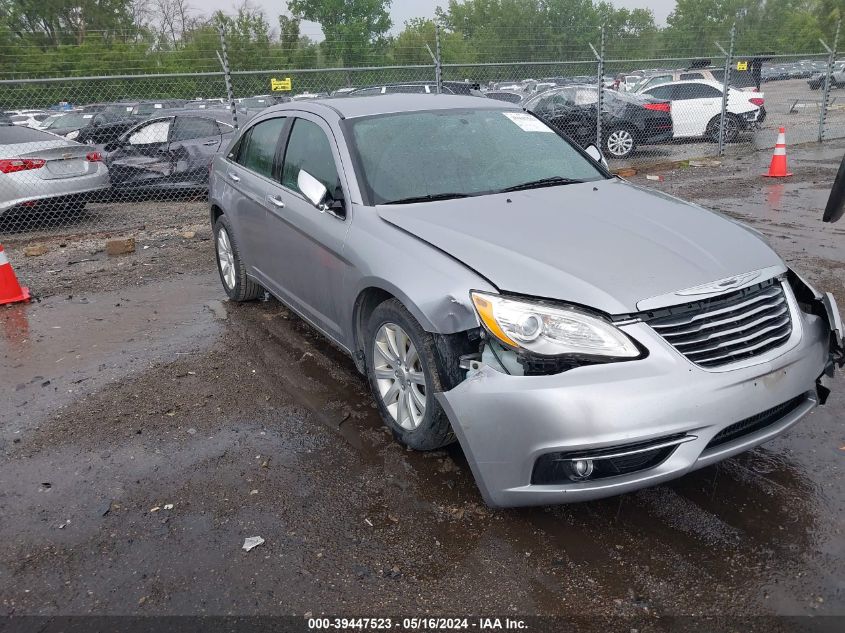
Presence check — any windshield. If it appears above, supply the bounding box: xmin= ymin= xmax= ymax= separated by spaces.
xmin=348 ymin=109 xmax=605 ymax=205
xmin=47 ymin=112 xmax=93 ymax=128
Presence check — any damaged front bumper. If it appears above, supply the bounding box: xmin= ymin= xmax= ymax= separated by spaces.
xmin=437 ymin=291 xmax=841 ymax=508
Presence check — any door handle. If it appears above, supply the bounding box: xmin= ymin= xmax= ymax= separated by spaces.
xmin=266 ymin=195 xmax=285 ymax=208
xmin=227 ymin=171 xmax=240 ymax=183
xmin=203 ymin=140 xmax=218 ymax=146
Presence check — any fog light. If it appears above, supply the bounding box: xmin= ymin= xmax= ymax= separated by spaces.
xmin=569 ymin=459 xmax=594 ymax=481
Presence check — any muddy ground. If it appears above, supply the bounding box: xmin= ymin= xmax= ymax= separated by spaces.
xmin=1 ymin=141 xmax=845 ymax=628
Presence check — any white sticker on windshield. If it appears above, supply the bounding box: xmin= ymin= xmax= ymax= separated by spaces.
xmin=503 ymin=112 xmax=553 ymax=133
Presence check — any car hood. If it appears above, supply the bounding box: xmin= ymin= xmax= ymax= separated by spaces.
xmin=376 ymin=179 xmax=783 ymax=314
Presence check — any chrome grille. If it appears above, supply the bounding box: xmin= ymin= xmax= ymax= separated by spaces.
xmin=644 ymin=279 xmax=793 ymax=369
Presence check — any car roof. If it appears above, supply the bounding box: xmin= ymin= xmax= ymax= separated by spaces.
xmin=264 ymin=93 xmax=516 ymax=120
xmin=641 ymin=79 xmax=724 ymax=90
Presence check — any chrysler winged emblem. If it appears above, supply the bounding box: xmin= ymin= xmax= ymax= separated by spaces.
xmin=675 ymin=271 xmax=762 ymax=297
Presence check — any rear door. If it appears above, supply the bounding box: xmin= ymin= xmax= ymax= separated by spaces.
xmin=222 ymin=116 xmax=288 ymax=282
xmin=168 ymin=116 xmax=223 ymax=187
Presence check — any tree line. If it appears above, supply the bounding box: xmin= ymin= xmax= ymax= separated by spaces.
xmin=0 ymin=0 xmax=842 ymax=79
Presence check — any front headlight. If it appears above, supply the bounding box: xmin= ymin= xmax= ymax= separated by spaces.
xmin=66 ymin=130 xmax=79 ymax=140
xmin=471 ymin=291 xmax=641 ymax=358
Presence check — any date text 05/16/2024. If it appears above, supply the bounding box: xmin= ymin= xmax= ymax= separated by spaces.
xmin=307 ymin=618 xmax=529 ymax=630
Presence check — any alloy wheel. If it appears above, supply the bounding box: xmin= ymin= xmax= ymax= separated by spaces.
xmin=217 ymin=227 xmax=236 ymax=290
xmin=606 ymin=129 xmax=634 ymax=157
xmin=373 ymin=322 xmax=427 ymax=431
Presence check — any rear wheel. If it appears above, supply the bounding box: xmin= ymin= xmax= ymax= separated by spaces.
xmin=213 ymin=215 xmax=261 ymax=302
xmin=604 ymin=126 xmax=636 ymax=159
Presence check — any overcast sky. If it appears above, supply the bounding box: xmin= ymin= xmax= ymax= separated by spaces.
xmin=203 ymin=0 xmax=677 ymax=38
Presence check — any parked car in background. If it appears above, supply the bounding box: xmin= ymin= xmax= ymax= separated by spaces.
xmin=239 ymin=95 xmax=290 ymax=109
xmin=632 ymin=65 xmax=758 ymax=93
xmin=808 ymin=62 xmax=845 ymax=90
xmin=131 ymin=100 xmax=188 ymax=118
xmin=485 ymin=91 xmax=524 ymax=104
xmin=84 ymin=102 xmax=138 ymax=116
xmin=8 ymin=112 xmax=50 ymax=128
xmin=186 ymin=100 xmax=229 ymax=110
xmin=33 ymin=112 xmax=68 ymax=131
xmin=523 ymin=85 xmax=673 ymax=159
xmin=208 ymin=93 xmax=841 ymax=508
xmin=42 ymin=110 xmax=132 ymax=141
xmin=0 ymin=124 xmax=109 ymax=215
xmin=613 ymin=72 xmax=647 ymax=91
xmin=104 ymin=110 xmax=235 ymax=195
xmin=640 ymin=80 xmax=764 ymax=142
xmin=348 ymin=81 xmax=480 ymax=96
xmin=75 ymin=113 xmax=147 ymax=148
xmin=0 ymin=112 xmax=14 ymax=126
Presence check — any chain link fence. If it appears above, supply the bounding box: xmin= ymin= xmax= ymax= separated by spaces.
xmin=1 ymin=24 xmax=843 ymax=242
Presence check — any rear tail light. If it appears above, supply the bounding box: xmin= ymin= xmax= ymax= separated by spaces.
xmin=0 ymin=158 xmax=46 ymax=174
xmin=644 ymin=102 xmax=671 ymax=112
xmin=86 ymin=151 xmax=103 ymax=162
xmin=749 ymin=97 xmax=765 ymax=107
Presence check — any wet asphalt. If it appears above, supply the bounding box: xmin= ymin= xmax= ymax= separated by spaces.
xmin=1 ymin=142 xmax=845 ymax=622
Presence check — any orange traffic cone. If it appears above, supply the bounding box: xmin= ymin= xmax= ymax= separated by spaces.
xmin=763 ymin=127 xmax=793 ymax=178
xmin=0 ymin=243 xmax=30 ymax=305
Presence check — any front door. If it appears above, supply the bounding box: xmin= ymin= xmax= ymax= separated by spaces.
xmin=260 ymin=114 xmax=351 ymax=344
xmin=107 ymin=117 xmax=174 ymax=187
xmin=670 ymin=83 xmax=723 ymax=138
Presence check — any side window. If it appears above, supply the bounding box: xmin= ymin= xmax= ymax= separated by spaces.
xmin=573 ymin=88 xmax=598 ymax=105
xmin=644 ymin=85 xmax=673 ymax=100
xmin=236 ymin=117 xmax=286 ymax=178
xmin=676 ymin=84 xmax=722 ymax=99
xmin=679 ymin=72 xmax=704 ymax=80
xmin=281 ymin=119 xmax=340 ymax=197
xmin=129 ymin=119 xmax=171 ymax=145
xmin=172 ymin=116 xmax=220 ymax=141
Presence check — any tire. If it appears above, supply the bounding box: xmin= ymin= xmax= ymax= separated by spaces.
xmin=213 ymin=214 xmax=262 ymax=302
xmin=364 ymin=298 xmax=455 ymax=451
xmin=706 ymin=114 xmax=741 ymax=143
xmin=604 ymin=126 xmax=636 ymax=159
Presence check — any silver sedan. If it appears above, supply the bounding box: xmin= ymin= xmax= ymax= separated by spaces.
xmin=208 ymin=94 xmax=841 ymax=507
xmin=0 ymin=124 xmax=110 ymax=215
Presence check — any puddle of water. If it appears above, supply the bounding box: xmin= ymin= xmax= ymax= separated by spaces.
xmin=0 ymin=272 xmax=224 ymax=435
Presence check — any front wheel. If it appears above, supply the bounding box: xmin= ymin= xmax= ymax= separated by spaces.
xmin=604 ymin=127 xmax=636 ymax=159
xmin=364 ymin=299 xmax=455 ymax=451
xmin=706 ymin=114 xmax=741 ymax=143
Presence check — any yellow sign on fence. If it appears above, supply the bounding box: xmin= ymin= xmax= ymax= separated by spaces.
xmin=271 ymin=77 xmax=292 ymax=91
xmin=736 ymin=61 xmax=749 ymax=71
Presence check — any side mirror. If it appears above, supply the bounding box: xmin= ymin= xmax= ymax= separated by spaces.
xmin=298 ymin=170 xmax=329 ymax=209
xmin=584 ymin=144 xmax=609 ymax=169
xmin=823 ymin=152 xmax=845 ymax=223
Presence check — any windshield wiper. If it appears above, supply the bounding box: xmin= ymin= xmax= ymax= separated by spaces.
xmin=383 ymin=192 xmax=472 ymax=205
xmin=499 ymin=176 xmax=583 ymax=193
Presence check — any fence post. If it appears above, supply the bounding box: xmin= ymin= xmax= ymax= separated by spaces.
xmin=435 ymin=23 xmax=443 ymax=94
xmin=217 ymin=25 xmax=239 ymax=130
xmin=589 ymin=26 xmax=605 ymax=151
xmin=819 ymin=20 xmax=841 ymax=143
xmin=715 ymin=23 xmax=736 ymax=156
